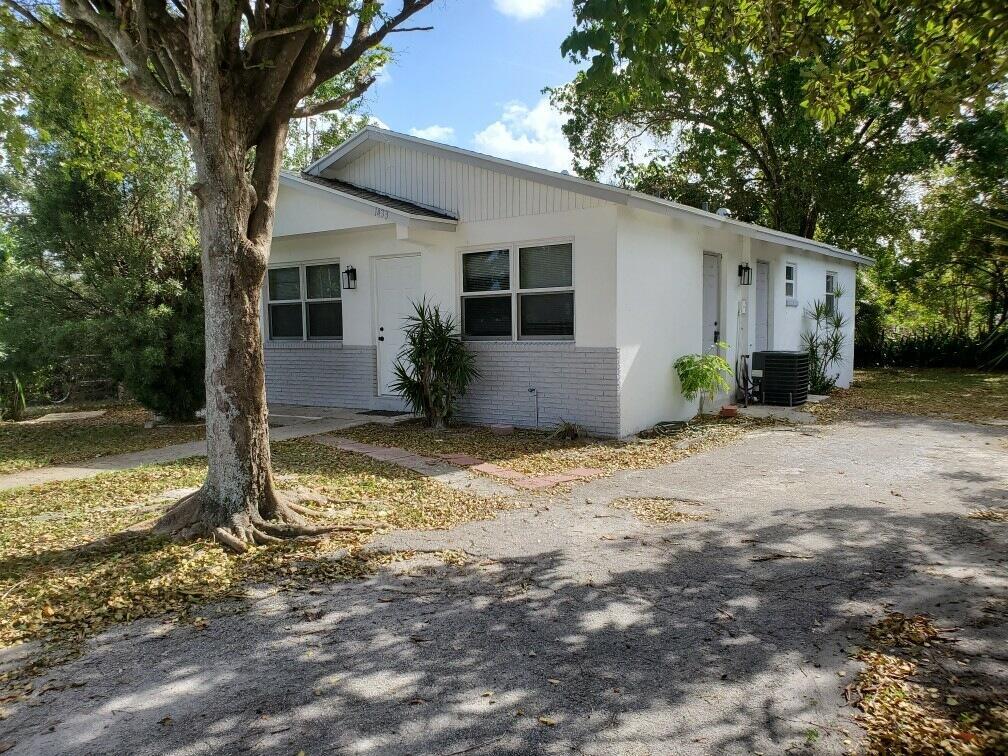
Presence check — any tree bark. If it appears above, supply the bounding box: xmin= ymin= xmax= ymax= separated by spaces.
xmin=152 ymin=116 xmax=331 ymax=551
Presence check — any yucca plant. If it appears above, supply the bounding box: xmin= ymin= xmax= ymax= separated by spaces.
xmin=391 ymin=298 xmax=479 ymax=429
xmin=803 ymin=288 xmax=849 ymax=394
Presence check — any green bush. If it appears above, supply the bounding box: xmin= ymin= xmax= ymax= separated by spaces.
xmin=391 ymin=299 xmax=479 ymax=429
xmin=855 ymin=326 xmax=1007 ymax=370
xmin=112 ymin=284 xmax=205 ymax=421
xmin=674 ymin=342 xmax=732 ymax=415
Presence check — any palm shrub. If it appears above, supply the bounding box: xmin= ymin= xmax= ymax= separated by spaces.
xmin=674 ymin=342 xmax=732 ymax=416
xmin=803 ymin=291 xmax=849 ymax=393
xmin=391 ymin=299 xmax=479 ymax=429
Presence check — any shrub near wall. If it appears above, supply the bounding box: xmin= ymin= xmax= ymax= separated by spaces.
xmin=855 ymin=327 xmax=1008 ymax=370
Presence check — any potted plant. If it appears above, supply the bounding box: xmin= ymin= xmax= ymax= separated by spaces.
xmin=674 ymin=342 xmax=733 ymax=416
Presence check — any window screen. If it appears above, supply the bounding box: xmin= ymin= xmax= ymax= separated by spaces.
xmin=268 ymin=267 xmax=301 ymax=301
xmin=463 ymin=295 xmax=512 ymax=338
xmin=519 ymin=243 xmax=572 ymax=289
xmin=307 ymin=264 xmax=341 ymax=299
xmin=463 ymin=250 xmax=510 ymax=292
xmin=269 ymin=303 xmax=303 ymax=339
xmin=519 ymin=292 xmax=574 ymax=337
xmin=307 ymin=301 xmax=342 ymax=339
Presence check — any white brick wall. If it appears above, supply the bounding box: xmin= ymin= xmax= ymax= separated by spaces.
xmin=458 ymin=342 xmax=620 ymax=436
xmin=264 ymin=343 xmax=377 ymax=408
xmin=264 ymin=341 xmax=621 ymax=436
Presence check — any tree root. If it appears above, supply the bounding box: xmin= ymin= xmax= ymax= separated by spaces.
xmin=151 ymin=485 xmax=378 ymax=554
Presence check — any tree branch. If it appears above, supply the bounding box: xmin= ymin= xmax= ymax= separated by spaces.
xmin=291 ymin=74 xmax=375 ymax=119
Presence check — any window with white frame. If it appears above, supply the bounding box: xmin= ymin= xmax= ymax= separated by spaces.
xmin=785 ymin=262 xmax=797 ymax=299
xmin=825 ymin=271 xmax=838 ymax=314
xmin=460 ymin=242 xmax=574 ymax=340
xmin=266 ymin=262 xmax=342 ymax=341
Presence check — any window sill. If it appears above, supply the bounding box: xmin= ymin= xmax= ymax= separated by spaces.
xmin=463 ymin=340 xmax=580 ymax=352
xmin=785 ymin=298 xmax=799 ymax=308
xmin=264 ymin=340 xmax=344 ymax=350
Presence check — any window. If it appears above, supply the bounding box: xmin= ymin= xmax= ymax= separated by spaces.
xmin=785 ymin=263 xmax=797 ymax=299
xmin=825 ymin=271 xmax=837 ymax=314
xmin=460 ymin=241 xmax=574 ymax=340
xmin=266 ymin=262 xmax=342 ymax=341
xmin=461 ymin=249 xmax=511 ymax=339
xmin=518 ymin=243 xmax=573 ymax=338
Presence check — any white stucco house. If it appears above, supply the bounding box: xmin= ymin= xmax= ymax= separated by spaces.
xmin=266 ymin=126 xmax=872 ymax=437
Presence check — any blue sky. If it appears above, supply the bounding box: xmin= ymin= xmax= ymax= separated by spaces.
xmin=362 ymin=0 xmax=581 ymax=171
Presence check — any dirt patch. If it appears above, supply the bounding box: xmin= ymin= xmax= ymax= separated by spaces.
xmin=849 ymin=612 xmax=1008 ymax=754
xmin=340 ymin=416 xmax=774 ymax=477
xmin=968 ymin=509 xmax=1008 ymax=523
xmin=610 ymin=496 xmax=710 ymax=524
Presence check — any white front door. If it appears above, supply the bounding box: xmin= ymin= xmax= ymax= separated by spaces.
xmin=375 ymin=255 xmax=421 ymax=396
xmin=702 ymin=253 xmax=721 ymax=352
xmin=754 ymin=260 xmax=770 ymax=351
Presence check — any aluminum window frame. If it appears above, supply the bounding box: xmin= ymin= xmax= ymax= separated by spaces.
xmin=825 ymin=270 xmax=838 ymax=314
xmin=457 ymin=237 xmax=575 ymax=342
xmin=265 ymin=259 xmax=343 ymax=342
xmin=784 ymin=261 xmax=797 ymax=299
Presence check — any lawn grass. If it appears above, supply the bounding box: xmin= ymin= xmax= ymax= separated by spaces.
xmin=0 ymin=439 xmax=513 ymax=692
xmin=339 ymin=415 xmax=772 ymax=477
xmin=0 ymin=402 xmax=205 ymax=475
xmin=813 ymin=368 xmax=1008 ymax=424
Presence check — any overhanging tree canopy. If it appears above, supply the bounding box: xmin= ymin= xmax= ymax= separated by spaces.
xmin=553 ymin=1 xmax=943 ymax=247
xmin=1 ymin=0 xmax=434 ymax=551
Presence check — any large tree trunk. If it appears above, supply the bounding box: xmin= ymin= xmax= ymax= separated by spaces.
xmin=153 ymin=121 xmax=330 ymax=551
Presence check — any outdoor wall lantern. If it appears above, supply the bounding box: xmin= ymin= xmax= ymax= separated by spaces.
xmin=737 ymin=262 xmax=753 ymax=286
xmin=342 ymin=265 xmax=357 ymax=290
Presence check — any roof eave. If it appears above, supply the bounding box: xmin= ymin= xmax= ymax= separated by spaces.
xmin=306 ymin=128 xmax=873 ymax=267
xmin=279 ymin=171 xmax=458 ymax=231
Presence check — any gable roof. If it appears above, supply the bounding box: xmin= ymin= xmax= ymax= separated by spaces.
xmin=306 ymin=126 xmax=872 ymax=266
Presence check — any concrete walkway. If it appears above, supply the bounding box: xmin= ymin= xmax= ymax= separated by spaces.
xmin=311 ymin=435 xmax=604 ymax=494
xmin=0 ymin=407 xmax=394 ymax=491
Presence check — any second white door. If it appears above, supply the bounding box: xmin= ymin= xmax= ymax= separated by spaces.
xmin=375 ymin=255 xmax=421 ymax=396
xmin=702 ymin=253 xmax=721 ymax=352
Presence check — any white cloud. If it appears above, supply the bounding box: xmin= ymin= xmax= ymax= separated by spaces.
xmin=408 ymin=125 xmax=456 ymax=143
xmin=493 ymin=0 xmax=561 ymax=20
xmin=472 ymin=97 xmax=573 ymax=173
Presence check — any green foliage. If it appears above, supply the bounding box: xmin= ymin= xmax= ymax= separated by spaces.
xmin=0 ymin=24 xmax=204 ymax=420
xmin=674 ymin=343 xmax=732 ymax=416
xmin=553 ymin=2 xmax=940 ymax=254
xmin=859 ymin=102 xmax=1008 ymax=355
xmin=391 ymin=299 xmax=479 ymax=429
xmin=856 ymin=328 xmax=1008 ymax=370
xmin=0 ymin=369 xmax=26 ymax=421
xmin=803 ymin=293 xmax=849 ymax=393
xmin=797 ymin=0 xmax=1008 ymax=124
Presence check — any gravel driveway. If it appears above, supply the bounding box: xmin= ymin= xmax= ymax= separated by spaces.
xmin=2 ymin=414 xmax=1006 ymax=755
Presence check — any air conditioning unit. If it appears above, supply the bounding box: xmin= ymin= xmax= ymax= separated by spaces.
xmin=752 ymin=350 xmax=809 ymax=406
